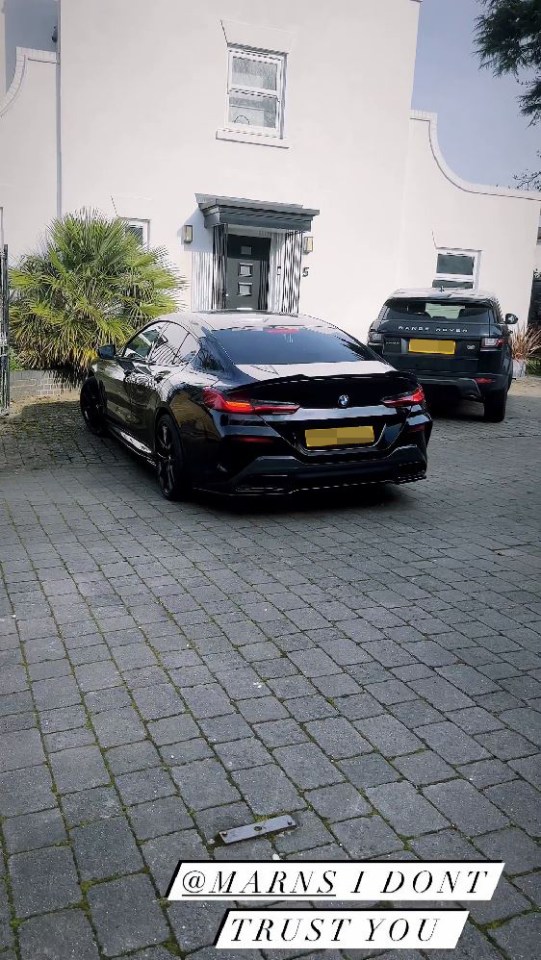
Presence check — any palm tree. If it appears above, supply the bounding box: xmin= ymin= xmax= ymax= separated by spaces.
xmin=10 ymin=209 xmax=183 ymax=381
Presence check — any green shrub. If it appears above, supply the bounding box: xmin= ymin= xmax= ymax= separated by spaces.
xmin=8 ymin=351 xmax=23 ymax=371
xmin=10 ymin=209 xmax=183 ymax=382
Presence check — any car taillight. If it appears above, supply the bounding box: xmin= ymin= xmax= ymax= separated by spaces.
xmin=481 ymin=337 xmax=504 ymax=349
xmin=368 ymin=331 xmax=384 ymax=344
xmin=383 ymin=386 xmax=425 ymax=408
xmin=202 ymin=389 xmax=299 ymax=415
xmin=232 ymin=436 xmax=274 ymax=444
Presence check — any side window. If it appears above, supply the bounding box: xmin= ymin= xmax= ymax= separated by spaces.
xmin=123 ymin=219 xmax=150 ymax=248
xmin=176 ymin=332 xmax=199 ymax=364
xmin=433 ymin=250 xmax=478 ymax=290
xmin=193 ymin=337 xmax=225 ymax=373
xmin=198 ymin=349 xmax=223 ymax=373
xmin=149 ymin=323 xmax=187 ymax=365
xmin=123 ymin=323 xmax=167 ymax=361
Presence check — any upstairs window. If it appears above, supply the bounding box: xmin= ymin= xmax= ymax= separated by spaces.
xmin=433 ymin=250 xmax=478 ymax=290
xmin=226 ymin=48 xmax=285 ymax=137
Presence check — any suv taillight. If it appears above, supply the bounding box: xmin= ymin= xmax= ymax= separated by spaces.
xmin=481 ymin=337 xmax=504 ymax=350
xmin=202 ymin=389 xmax=299 ymax=415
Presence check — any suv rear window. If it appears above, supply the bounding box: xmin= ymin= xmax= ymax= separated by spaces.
xmin=214 ymin=326 xmax=373 ymax=365
xmin=384 ymin=300 xmax=493 ymax=323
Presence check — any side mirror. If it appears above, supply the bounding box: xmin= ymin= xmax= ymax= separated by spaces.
xmin=505 ymin=314 xmax=519 ymax=325
xmin=97 ymin=344 xmax=116 ymax=359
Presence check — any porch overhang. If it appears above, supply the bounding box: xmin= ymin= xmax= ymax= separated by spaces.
xmin=196 ymin=194 xmax=319 ymax=233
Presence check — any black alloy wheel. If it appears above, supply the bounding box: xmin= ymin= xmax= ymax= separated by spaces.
xmin=80 ymin=380 xmax=108 ymax=436
xmin=155 ymin=413 xmax=190 ymax=501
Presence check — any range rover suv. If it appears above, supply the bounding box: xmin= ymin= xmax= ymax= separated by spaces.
xmin=368 ymin=289 xmax=518 ymax=422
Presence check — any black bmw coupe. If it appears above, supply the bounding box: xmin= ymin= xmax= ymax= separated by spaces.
xmin=80 ymin=311 xmax=432 ymax=499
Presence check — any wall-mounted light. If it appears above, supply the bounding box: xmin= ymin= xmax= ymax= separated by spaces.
xmin=303 ymin=235 xmax=314 ymax=255
xmin=182 ymin=224 xmax=193 ymax=244
xmin=303 ymin=267 xmax=309 ymax=278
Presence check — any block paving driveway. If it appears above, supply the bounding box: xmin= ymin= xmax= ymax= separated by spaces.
xmin=0 ymin=382 xmax=540 ymax=960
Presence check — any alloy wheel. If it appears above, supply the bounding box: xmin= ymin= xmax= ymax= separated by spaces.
xmin=80 ymin=386 xmax=106 ymax=435
xmin=156 ymin=419 xmax=178 ymax=497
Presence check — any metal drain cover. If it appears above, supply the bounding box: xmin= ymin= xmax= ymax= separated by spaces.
xmin=217 ymin=815 xmax=296 ymax=845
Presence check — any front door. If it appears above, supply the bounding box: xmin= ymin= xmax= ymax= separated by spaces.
xmin=226 ymin=235 xmax=270 ymax=311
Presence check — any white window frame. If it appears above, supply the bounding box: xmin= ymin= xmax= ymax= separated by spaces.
xmin=123 ymin=219 xmax=150 ymax=248
xmin=225 ymin=46 xmax=285 ymax=139
xmin=433 ymin=248 xmax=480 ymax=290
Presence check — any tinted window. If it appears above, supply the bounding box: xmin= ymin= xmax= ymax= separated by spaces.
xmin=150 ymin=323 xmax=187 ymax=365
xmin=213 ymin=326 xmax=372 ymax=365
xmin=384 ymin=300 xmax=493 ymax=323
xmin=436 ymin=253 xmax=475 ymax=276
xmin=123 ymin=323 xmax=167 ymax=360
xmin=194 ymin=344 xmax=224 ymax=373
xmin=177 ymin=333 xmax=200 ymax=364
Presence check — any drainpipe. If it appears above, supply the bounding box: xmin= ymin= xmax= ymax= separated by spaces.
xmin=54 ymin=1 xmax=62 ymax=218
xmin=0 ymin=3 xmax=6 ymax=101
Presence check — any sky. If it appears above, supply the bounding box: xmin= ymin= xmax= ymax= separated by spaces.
xmin=413 ymin=0 xmax=540 ymax=188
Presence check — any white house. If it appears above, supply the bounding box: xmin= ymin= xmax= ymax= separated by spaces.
xmin=0 ymin=0 xmax=540 ymax=341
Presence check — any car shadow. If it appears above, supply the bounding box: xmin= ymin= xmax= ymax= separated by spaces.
xmin=0 ymin=396 xmax=428 ymax=516
xmin=197 ymin=482 xmax=408 ymax=517
xmin=425 ymin=382 xmax=541 ymax=425
xmin=424 ymin=392 xmax=485 ymax=423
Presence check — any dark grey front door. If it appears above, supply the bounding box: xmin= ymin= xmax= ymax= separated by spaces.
xmin=226 ymin=235 xmax=270 ymax=311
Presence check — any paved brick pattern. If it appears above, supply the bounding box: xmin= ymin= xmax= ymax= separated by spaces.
xmin=0 ymin=383 xmax=540 ymax=959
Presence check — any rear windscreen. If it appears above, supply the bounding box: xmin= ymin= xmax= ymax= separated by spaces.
xmin=214 ymin=326 xmax=373 ymax=365
xmin=384 ymin=300 xmax=493 ymax=323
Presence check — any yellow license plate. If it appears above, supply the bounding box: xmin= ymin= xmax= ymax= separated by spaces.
xmin=305 ymin=426 xmax=375 ymax=448
xmin=408 ymin=339 xmax=456 ymax=356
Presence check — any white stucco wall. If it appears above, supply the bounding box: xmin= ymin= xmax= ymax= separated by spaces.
xmin=59 ymin=0 xmax=422 ymax=339
xmin=399 ymin=112 xmax=541 ymax=324
xmin=0 ymin=47 xmax=58 ymax=258
xmin=3 ymin=0 xmax=538 ymax=341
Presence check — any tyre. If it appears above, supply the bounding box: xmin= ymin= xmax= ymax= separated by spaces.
xmin=80 ymin=379 xmax=108 ymax=435
xmin=155 ymin=413 xmax=191 ymax=501
xmin=484 ymin=389 xmax=507 ymax=423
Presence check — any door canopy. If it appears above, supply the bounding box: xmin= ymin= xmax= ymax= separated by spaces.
xmin=196 ymin=194 xmax=319 ymax=234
